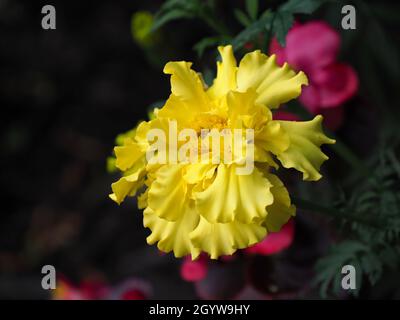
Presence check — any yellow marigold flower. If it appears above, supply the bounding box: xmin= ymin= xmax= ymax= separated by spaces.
xmin=109 ymin=45 xmax=335 ymax=259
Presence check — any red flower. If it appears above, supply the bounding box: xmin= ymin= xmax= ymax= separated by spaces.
xmin=245 ymin=219 xmax=295 ymax=255
xmin=270 ymin=21 xmax=358 ymax=130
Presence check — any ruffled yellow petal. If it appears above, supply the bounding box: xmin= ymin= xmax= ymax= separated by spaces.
xmin=147 ymin=165 xmax=187 ymax=221
xmin=276 ymin=115 xmax=336 ymax=181
xmin=114 ymin=139 xmax=144 ymax=171
xmin=227 ymin=89 xmax=264 ymax=129
xmin=207 ymin=45 xmax=237 ymax=99
xmin=143 ymin=205 xmax=200 ymax=259
xmin=255 ymin=120 xmax=290 ymax=155
xmin=137 ymin=189 xmax=148 ymax=209
xmin=157 ymin=94 xmax=196 ymax=128
xmin=163 ymin=61 xmax=210 ymax=112
xmin=135 ymin=120 xmax=151 ymax=145
xmin=109 ymin=158 xmax=146 ymax=204
xmin=190 ymin=216 xmax=266 ymax=259
xmin=263 ymin=173 xmax=295 ymax=232
xmin=194 ymin=164 xmax=273 ymax=223
xmin=237 ymin=51 xmax=308 ymax=109
xmin=183 ymin=163 xmax=217 ymax=185
xmin=254 ymin=147 xmax=280 ymax=169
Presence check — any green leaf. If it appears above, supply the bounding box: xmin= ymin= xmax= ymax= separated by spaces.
xmin=234 ymin=9 xmax=252 ymax=27
xmin=231 ymin=11 xmax=273 ymax=50
xmin=279 ymin=0 xmax=328 ymax=14
xmin=314 ymin=241 xmax=369 ymax=297
xmin=152 ymin=9 xmax=193 ymax=31
xmin=273 ymin=11 xmax=294 ymax=46
xmin=193 ymin=36 xmax=225 ymax=57
xmin=157 ymin=0 xmax=186 ymax=13
xmin=246 ymin=0 xmax=259 ymax=20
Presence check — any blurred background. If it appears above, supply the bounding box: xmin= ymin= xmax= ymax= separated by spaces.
xmin=1 ymin=0 xmax=399 ymax=299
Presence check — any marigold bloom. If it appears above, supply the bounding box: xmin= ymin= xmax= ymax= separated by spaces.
xmin=110 ymin=45 xmax=335 ymax=259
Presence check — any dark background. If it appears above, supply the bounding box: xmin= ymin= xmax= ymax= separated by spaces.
xmin=0 ymin=0 xmax=204 ymax=299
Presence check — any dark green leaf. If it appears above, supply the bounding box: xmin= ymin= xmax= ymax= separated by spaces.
xmin=273 ymin=11 xmax=294 ymax=46
xmin=234 ymin=9 xmax=252 ymax=27
xmin=246 ymin=0 xmax=259 ymax=20
xmin=152 ymin=9 xmax=193 ymax=31
xmin=231 ymin=11 xmax=273 ymax=50
xmin=279 ymin=0 xmax=328 ymax=14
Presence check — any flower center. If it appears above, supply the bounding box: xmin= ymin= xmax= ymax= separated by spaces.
xmin=191 ymin=114 xmax=227 ymax=135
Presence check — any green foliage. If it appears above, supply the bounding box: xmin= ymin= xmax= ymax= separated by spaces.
xmin=279 ymin=0 xmax=329 ymax=15
xmin=245 ymin=0 xmax=259 ymax=21
xmin=151 ymin=0 xmax=329 ymax=55
xmin=234 ymin=9 xmax=252 ymax=27
xmin=231 ymin=0 xmax=328 ymax=49
xmin=315 ymin=241 xmax=366 ymax=297
xmin=272 ymin=11 xmax=294 ymax=46
xmin=151 ymin=0 xmax=217 ymax=32
xmin=231 ymin=11 xmax=273 ymax=50
xmin=315 ymin=143 xmax=400 ymax=298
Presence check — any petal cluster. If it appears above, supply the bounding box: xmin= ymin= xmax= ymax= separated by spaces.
xmin=110 ymin=45 xmax=335 ymax=259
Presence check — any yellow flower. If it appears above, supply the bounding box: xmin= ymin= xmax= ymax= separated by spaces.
xmin=110 ymin=45 xmax=335 ymax=259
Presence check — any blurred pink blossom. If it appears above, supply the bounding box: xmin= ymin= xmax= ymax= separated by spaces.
xmin=245 ymin=219 xmax=295 ymax=255
xmin=180 ymin=254 xmax=208 ymax=282
xmin=53 ymin=275 xmax=151 ymax=300
xmin=270 ymin=21 xmax=358 ymax=130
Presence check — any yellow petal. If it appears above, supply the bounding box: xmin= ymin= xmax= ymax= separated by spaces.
xmin=227 ymin=89 xmax=262 ymax=129
xmin=263 ymin=173 xmax=295 ymax=232
xmin=137 ymin=188 xmax=148 ymax=209
xmin=255 ymin=120 xmax=290 ymax=155
xmin=254 ymin=147 xmax=280 ymax=169
xmin=194 ymin=164 xmax=273 ymax=223
xmin=114 ymin=139 xmax=144 ymax=171
xmin=157 ymin=94 xmax=197 ymax=128
xmin=207 ymin=45 xmax=237 ymax=99
xmin=143 ymin=205 xmax=200 ymax=259
xmin=147 ymin=165 xmax=187 ymax=221
xmin=135 ymin=120 xmax=151 ymax=145
xmin=183 ymin=163 xmax=217 ymax=185
xmin=190 ymin=216 xmax=266 ymax=259
xmin=237 ymin=51 xmax=308 ymax=109
xmin=164 ymin=61 xmax=210 ymax=112
xmin=276 ymin=115 xmax=336 ymax=181
xmin=110 ymin=158 xmax=146 ymax=204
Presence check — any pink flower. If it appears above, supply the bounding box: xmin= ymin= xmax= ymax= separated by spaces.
xmin=180 ymin=254 xmax=208 ymax=282
xmin=109 ymin=279 xmax=152 ymax=300
xmin=270 ymin=21 xmax=358 ymax=130
xmin=245 ymin=219 xmax=295 ymax=255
